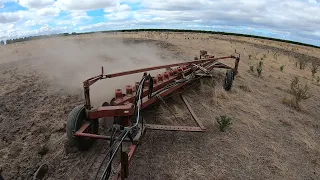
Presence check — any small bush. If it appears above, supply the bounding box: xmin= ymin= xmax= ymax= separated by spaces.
xmin=263 ymin=54 xmax=267 ymax=58
xmin=280 ymin=65 xmax=284 ymax=72
xmin=289 ymin=77 xmax=311 ymax=107
xmin=311 ymin=62 xmax=319 ymax=77
xmin=248 ymin=54 xmax=252 ymax=60
xmin=216 ymin=115 xmax=232 ymax=132
xmin=256 ymin=60 xmax=263 ymax=76
xmin=317 ymin=76 xmax=320 ymax=84
xmin=259 ymin=61 xmax=264 ymax=66
xmin=257 ymin=67 xmax=262 ymax=76
xmin=273 ymin=52 xmax=278 ymax=60
xmin=239 ymin=84 xmax=251 ymax=92
xmin=298 ymin=58 xmax=308 ymax=70
xmin=250 ymin=65 xmax=254 ymax=73
xmin=282 ymin=96 xmax=299 ymax=109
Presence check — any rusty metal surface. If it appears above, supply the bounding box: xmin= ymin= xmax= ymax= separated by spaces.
xmin=113 ymin=144 xmax=138 ymax=180
xmin=180 ymin=95 xmax=206 ymax=130
xmin=105 ymin=56 xmax=231 ymax=78
xmin=87 ymin=103 xmax=135 ymax=119
xmin=141 ymin=83 xmax=186 ymax=109
xmin=145 ymin=124 xmax=205 ymax=132
xmin=83 ymin=55 xmax=235 ymax=89
xmin=71 ymin=53 xmax=241 ymax=180
xmin=82 ymin=55 xmax=239 ymax=113
xmin=74 ymin=132 xmax=111 ymax=140
xmin=113 ymin=126 xmax=145 ymax=180
xmin=75 ymin=124 xmax=144 ymax=142
xmin=113 ymin=75 xmax=180 ymax=105
xmin=75 ymin=121 xmax=91 ymax=133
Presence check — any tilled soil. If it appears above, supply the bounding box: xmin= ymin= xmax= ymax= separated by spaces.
xmin=0 ymin=32 xmax=320 ymax=180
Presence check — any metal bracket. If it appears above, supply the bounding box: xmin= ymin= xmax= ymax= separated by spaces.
xmin=144 ymin=94 xmax=206 ymax=132
xmin=145 ymin=124 xmax=204 ymax=132
xmin=180 ymin=95 xmax=206 ymax=130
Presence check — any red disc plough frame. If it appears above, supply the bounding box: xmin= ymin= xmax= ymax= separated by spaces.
xmin=66 ymin=52 xmax=240 ymax=180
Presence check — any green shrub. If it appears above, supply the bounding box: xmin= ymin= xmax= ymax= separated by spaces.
xmin=216 ymin=116 xmax=232 ymax=132
xmin=257 ymin=68 xmax=262 ymax=76
xmin=280 ymin=65 xmax=284 ymax=72
xmin=289 ymin=77 xmax=311 ymax=106
xmin=250 ymin=65 xmax=254 ymax=73
xmin=259 ymin=61 xmax=264 ymax=66
xmin=256 ymin=60 xmax=263 ymax=76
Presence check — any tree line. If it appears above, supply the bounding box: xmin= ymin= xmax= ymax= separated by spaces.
xmin=1 ymin=29 xmax=319 ymax=49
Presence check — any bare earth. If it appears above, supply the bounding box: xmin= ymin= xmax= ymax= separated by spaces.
xmin=0 ymin=32 xmax=319 ymax=180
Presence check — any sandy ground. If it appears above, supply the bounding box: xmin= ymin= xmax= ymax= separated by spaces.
xmin=0 ymin=32 xmax=319 ymax=180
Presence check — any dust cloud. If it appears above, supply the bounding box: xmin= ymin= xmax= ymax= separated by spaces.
xmin=31 ymin=36 xmax=176 ymax=106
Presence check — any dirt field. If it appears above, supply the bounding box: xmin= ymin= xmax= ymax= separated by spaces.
xmin=0 ymin=32 xmax=319 ymax=180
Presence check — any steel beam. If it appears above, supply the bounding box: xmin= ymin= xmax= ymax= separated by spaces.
xmin=145 ymin=124 xmax=205 ymax=132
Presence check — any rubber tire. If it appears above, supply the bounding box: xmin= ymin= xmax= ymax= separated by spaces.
xmin=223 ymin=70 xmax=234 ymax=91
xmin=66 ymin=105 xmax=99 ymax=151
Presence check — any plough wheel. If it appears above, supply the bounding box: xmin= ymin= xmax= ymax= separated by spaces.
xmin=66 ymin=105 xmax=99 ymax=151
xmin=224 ymin=70 xmax=234 ymax=91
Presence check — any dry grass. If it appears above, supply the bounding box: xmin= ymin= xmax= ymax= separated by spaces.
xmin=311 ymin=62 xmax=319 ymax=77
xmin=239 ymin=84 xmax=252 ymax=92
xmin=282 ymin=96 xmax=299 ymax=110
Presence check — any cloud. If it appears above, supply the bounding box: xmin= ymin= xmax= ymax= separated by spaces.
xmin=56 ymin=0 xmax=118 ymax=11
xmin=141 ymin=0 xmax=207 ymax=11
xmin=19 ymin=0 xmax=55 ymax=9
xmin=308 ymin=0 xmax=318 ymax=4
xmin=24 ymin=19 xmax=36 ymax=26
xmin=120 ymin=0 xmax=140 ymax=2
xmin=71 ymin=11 xmax=92 ymax=24
xmin=105 ymin=11 xmax=131 ymax=20
xmin=104 ymin=4 xmax=131 ymax=13
xmin=0 ymin=0 xmax=319 ymax=46
xmin=0 ymin=12 xmax=21 ymax=23
xmin=37 ymin=6 xmax=60 ymax=16
xmin=35 ymin=24 xmax=70 ymax=35
xmin=104 ymin=4 xmax=132 ymax=20
xmin=24 ymin=19 xmax=48 ymax=27
xmin=132 ymin=0 xmax=320 ymax=41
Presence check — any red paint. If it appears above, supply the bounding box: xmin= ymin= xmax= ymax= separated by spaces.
xmin=115 ymin=89 xmax=123 ymax=100
xmin=87 ymin=103 xmax=134 ymax=119
xmin=163 ymin=72 xmax=169 ymax=79
xmin=126 ymin=85 xmax=133 ymax=95
xmin=152 ymin=77 xmax=157 ymax=85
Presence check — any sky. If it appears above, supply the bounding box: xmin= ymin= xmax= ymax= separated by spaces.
xmin=0 ymin=0 xmax=319 ymax=46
